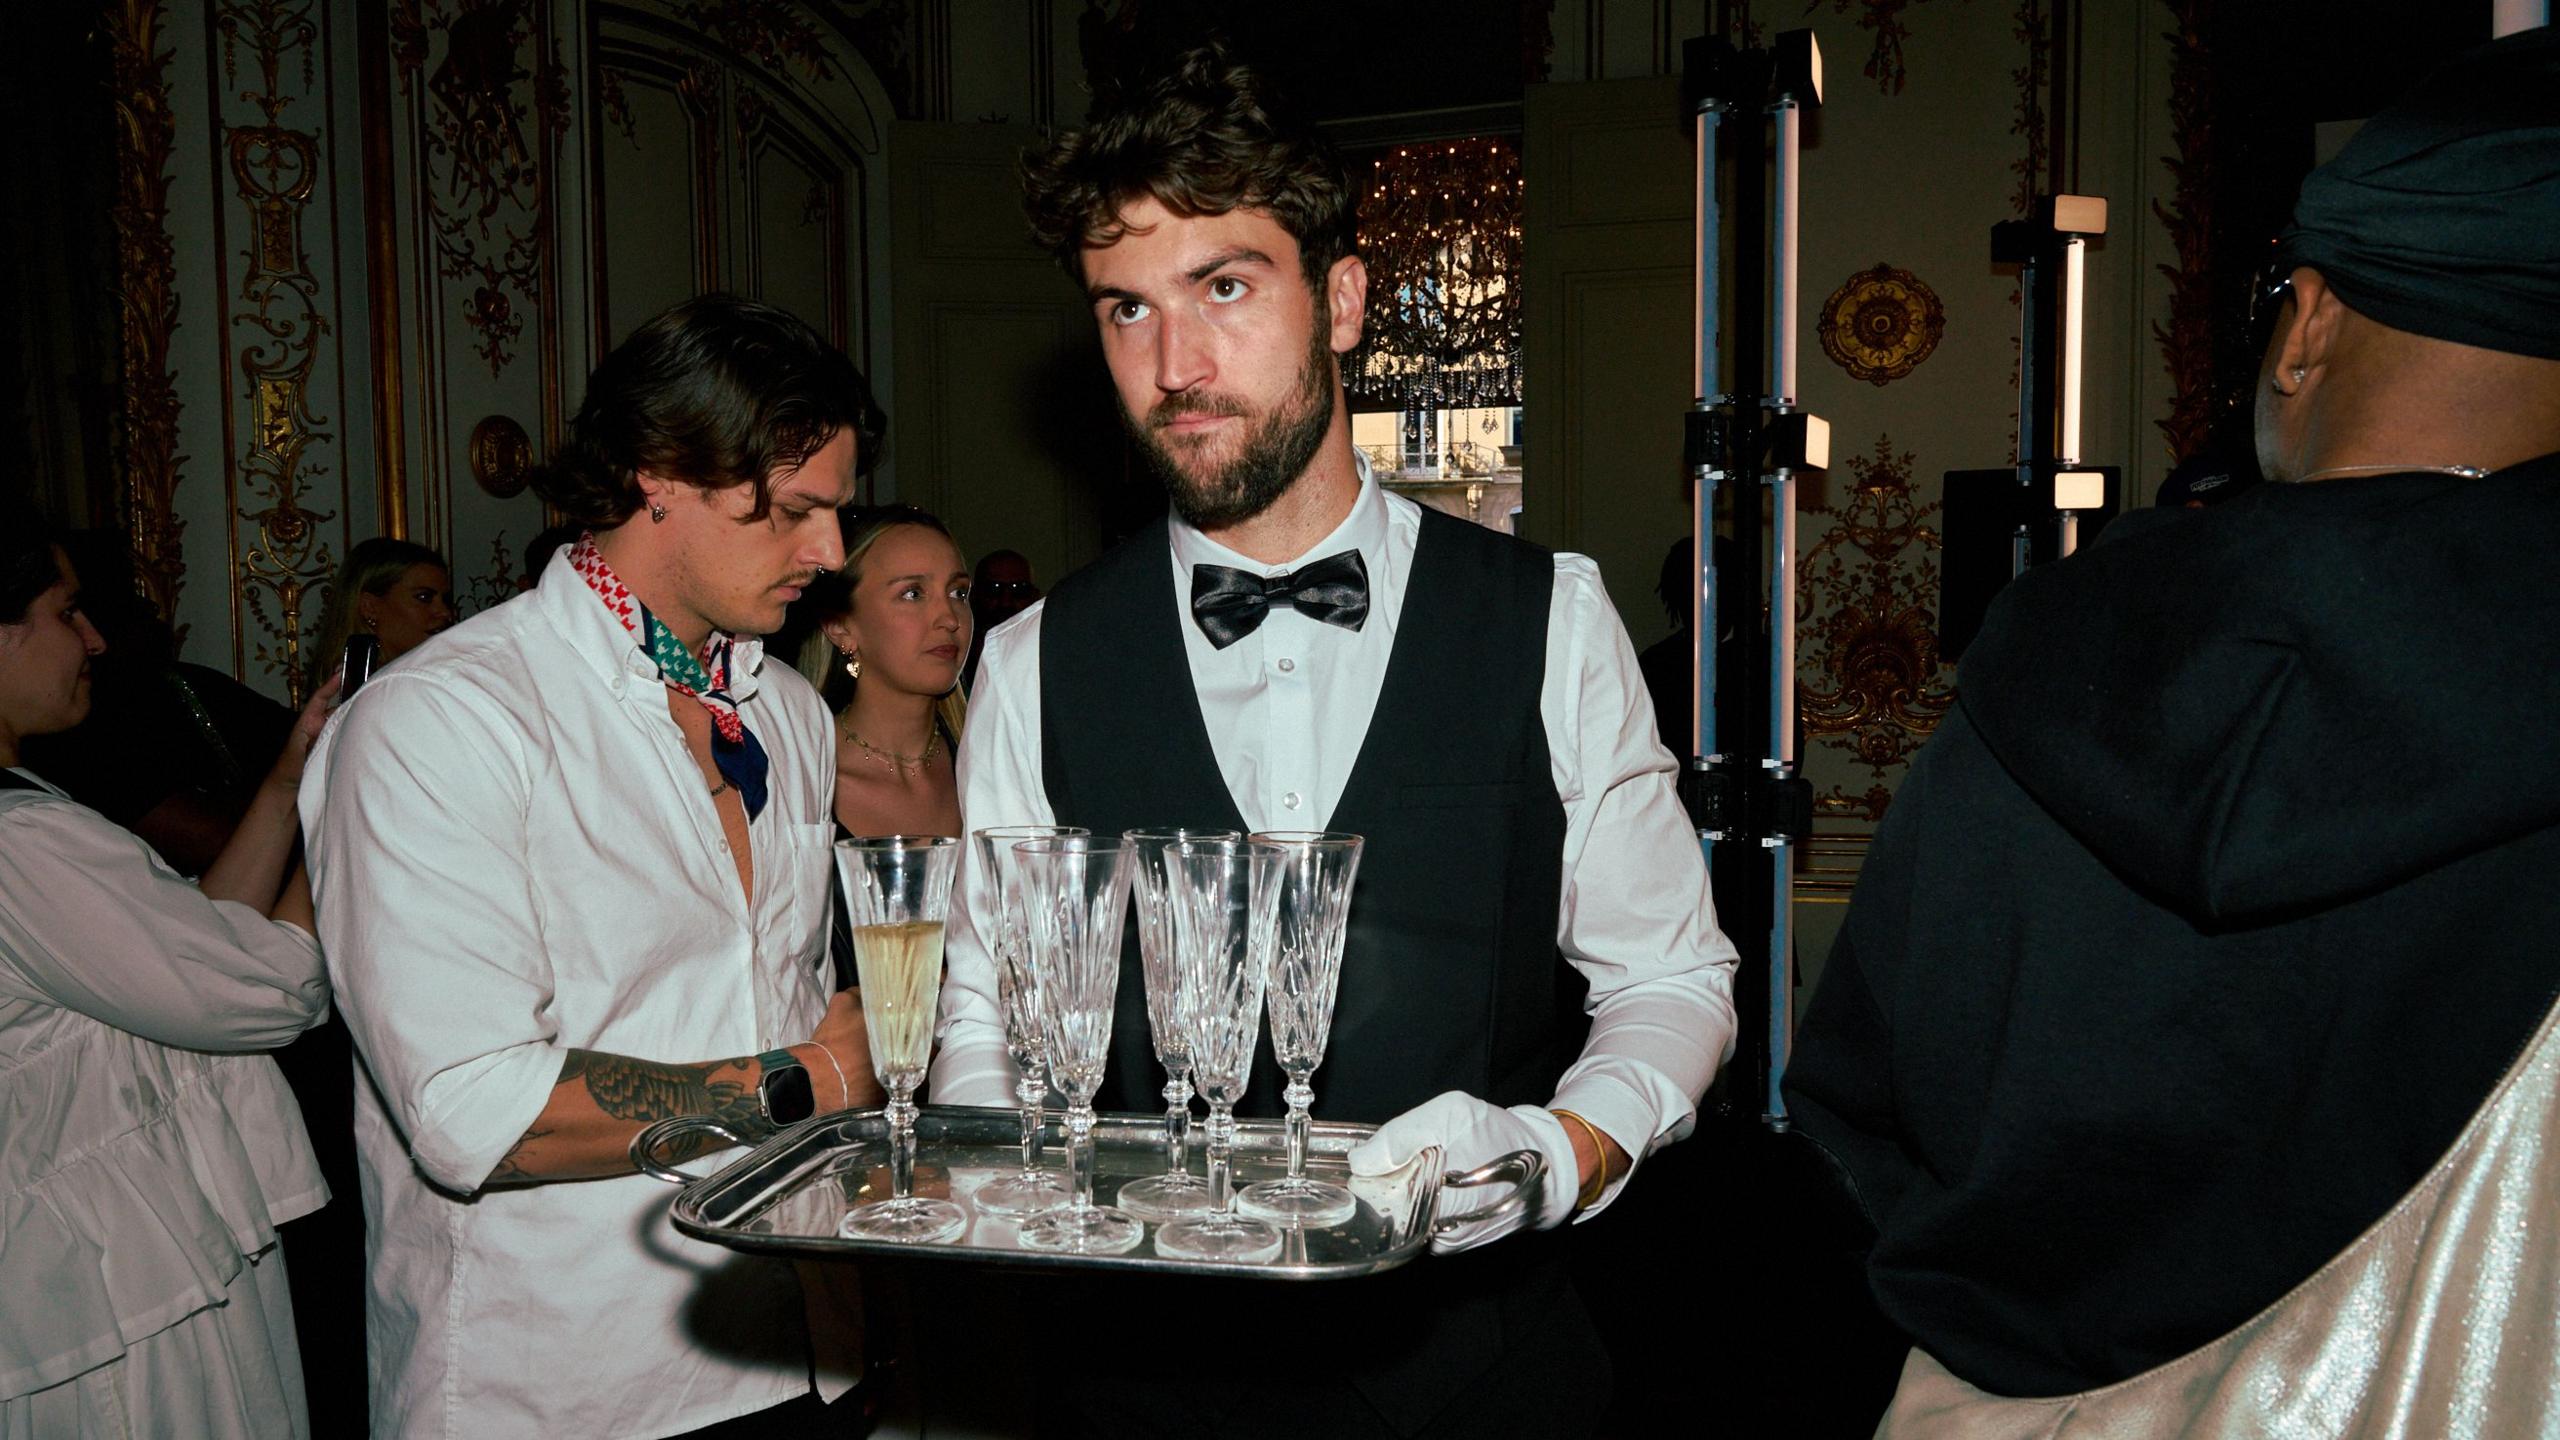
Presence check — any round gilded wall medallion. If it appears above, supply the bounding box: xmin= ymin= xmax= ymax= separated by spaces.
xmin=469 ymin=414 xmax=534 ymax=498
xmin=1817 ymin=263 xmax=1946 ymax=387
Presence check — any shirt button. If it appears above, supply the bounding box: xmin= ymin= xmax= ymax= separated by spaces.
xmin=1277 ymin=657 xmax=1296 ymax=673
xmin=718 ymin=839 xmax=731 ymax=854
xmin=1283 ymin=792 xmax=1302 ymax=810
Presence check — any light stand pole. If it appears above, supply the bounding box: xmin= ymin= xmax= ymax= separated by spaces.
xmin=1681 ymin=29 xmax=1828 ymax=1131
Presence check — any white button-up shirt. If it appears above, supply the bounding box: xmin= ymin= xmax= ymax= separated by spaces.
xmin=934 ymin=461 xmax=1739 ymax=1209
xmin=301 ymin=551 xmax=845 ymax=1440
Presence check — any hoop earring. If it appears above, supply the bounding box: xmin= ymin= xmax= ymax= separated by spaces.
xmin=844 ymin=650 xmax=862 ymax=681
xmin=648 ymin=502 xmax=668 ymax=523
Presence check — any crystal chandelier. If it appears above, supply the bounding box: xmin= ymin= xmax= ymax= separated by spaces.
xmin=1346 ymin=136 xmax=1524 ymax=413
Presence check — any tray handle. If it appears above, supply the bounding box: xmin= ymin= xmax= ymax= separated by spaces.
xmin=1434 ymin=1147 xmax=1548 ymax=1237
xmin=631 ymin=1114 xmax=754 ymax=1185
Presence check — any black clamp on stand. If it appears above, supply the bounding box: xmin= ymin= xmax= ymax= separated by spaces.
xmin=1679 ymin=29 xmax=1826 ymax=1130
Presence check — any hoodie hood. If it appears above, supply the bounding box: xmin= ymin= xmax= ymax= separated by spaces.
xmin=1959 ymin=456 xmax=2560 ymax=923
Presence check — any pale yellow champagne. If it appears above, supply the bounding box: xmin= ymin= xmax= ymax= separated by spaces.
xmin=852 ymin=919 xmax=945 ymax=1081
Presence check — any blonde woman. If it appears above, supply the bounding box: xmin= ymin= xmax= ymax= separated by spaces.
xmin=304 ymin=538 xmax=454 ymax=693
xmin=792 ymin=504 xmax=972 ymax=839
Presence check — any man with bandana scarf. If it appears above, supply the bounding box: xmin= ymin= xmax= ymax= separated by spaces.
xmin=1786 ymin=26 xmax=2560 ymax=1433
xmin=301 ymin=296 xmax=888 ymax=1440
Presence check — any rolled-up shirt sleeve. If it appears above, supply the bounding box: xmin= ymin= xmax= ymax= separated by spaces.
xmin=1542 ymin=556 xmax=1740 ymax=1216
xmin=302 ymin=675 xmax=562 ymax=1194
xmin=0 ymin=796 xmax=327 ymax=1050
xmin=929 ymin=608 xmax=1049 ymax=1108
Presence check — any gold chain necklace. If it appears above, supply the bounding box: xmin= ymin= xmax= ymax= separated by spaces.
xmin=839 ymin=711 xmax=939 ymax=774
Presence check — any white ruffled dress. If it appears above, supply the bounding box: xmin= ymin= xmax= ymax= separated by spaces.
xmin=0 ymin=774 xmax=328 ymax=1438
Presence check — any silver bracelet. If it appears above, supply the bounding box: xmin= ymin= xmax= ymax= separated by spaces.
xmin=805 ymin=1042 xmax=852 ymax=1112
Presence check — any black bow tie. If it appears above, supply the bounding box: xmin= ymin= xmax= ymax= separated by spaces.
xmin=1189 ymin=550 xmax=1371 ymax=650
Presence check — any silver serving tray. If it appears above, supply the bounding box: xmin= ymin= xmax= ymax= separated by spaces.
xmin=632 ymin=1104 xmax=1540 ymax=1280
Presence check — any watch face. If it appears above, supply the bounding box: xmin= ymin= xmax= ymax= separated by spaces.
xmin=761 ymin=1063 xmax=816 ymax=1127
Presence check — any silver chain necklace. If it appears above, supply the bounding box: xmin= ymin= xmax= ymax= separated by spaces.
xmin=2290 ymin=462 xmax=2490 ymax=483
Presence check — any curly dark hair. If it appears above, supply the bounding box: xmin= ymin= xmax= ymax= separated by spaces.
xmin=533 ymin=293 xmax=887 ymax=528
xmin=1020 ymin=41 xmax=1356 ymax=291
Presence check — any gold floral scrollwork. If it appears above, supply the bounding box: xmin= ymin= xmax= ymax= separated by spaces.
xmin=468 ymin=414 xmax=534 ymax=498
xmin=108 ymin=0 xmax=186 ymax=634
xmin=218 ymin=1 xmax=337 ymax=704
xmin=403 ymin=0 xmax=569 ymax=374
xmin=1797 ymin=435 xmax=1957 ymax=785
xmin=1818 ymin=263 xmax=1946 ymax=387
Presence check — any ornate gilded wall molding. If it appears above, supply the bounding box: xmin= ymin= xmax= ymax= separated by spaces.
xmin=2153 ymin=0 xmax=2214 ymax=466
xmin=2008 ymin=0 xmax=2054 ymax=215
xmin=1815 ymin=0 xmax=1941 ymax=94
xmin=468 ymin=413 xmax=534 ymax=497
xmin=215 ymin=0 xmax=337 ymax=702
xmin=396 ymin=0 xmax=569 ymax=375
xmin=107 ymin=0 xmax=187 ymax=633
xmin=674 ymin=0 xmax=836 ymax=81
xmin=1797 ymin=435 xmax=1957 ymax=781
xmin=1818 ymin=263 xmax=1946 ymax=386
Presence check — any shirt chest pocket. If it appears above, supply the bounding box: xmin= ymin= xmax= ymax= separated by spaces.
xmin=765 ymin=821 xmax=840 ymax=983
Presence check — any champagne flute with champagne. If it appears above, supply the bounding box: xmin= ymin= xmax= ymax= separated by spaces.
xmin=835 ymin=835 xmax=968 ymax=1244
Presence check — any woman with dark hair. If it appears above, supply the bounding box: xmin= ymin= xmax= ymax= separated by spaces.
xmin=788 ymin=504 xmax=972 ymax=838
xmin=0 ymin=505 xmax=339 ymax=1436
xmin=304 ymin=536 xmax=455 ymax=692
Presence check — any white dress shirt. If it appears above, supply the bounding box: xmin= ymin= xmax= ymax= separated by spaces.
xmin=0 ymin=775 xmax=327 ymax=1422
xmin=934 ymin=460 xmax=1739 ymax=1210
xmin=300 ymin=551 xmax=848 ymax=1440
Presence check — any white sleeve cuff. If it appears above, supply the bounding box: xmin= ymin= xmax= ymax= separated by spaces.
xmin=927 ymin=1037 xmax=1018 ymax=1108
xmin=1550 ymin=1066 xmax=1679 ymax=1220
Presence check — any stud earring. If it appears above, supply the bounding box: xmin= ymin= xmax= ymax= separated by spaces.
xmin=844 ymin=650 xmax=862 ymax=680
xmin=2291 ymin=367 xmax=2305 ymax=383
xmin=364 ymin=615 xmax=378 ymax=632
xmin=648 ymin=501 xmax=668 ymax=523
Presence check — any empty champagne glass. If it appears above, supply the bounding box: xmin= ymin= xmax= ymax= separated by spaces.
xmin=1238 ymin=831 xmax=1364 ymax=1229
xmin=968 ymin=825 xmax=1086 ymax=1217
xmin=1014 ymin=836 xmax=1144 ymax=1256
xmin=1116 ymin=827 xmax=1241 ymax=1223
xmin=835 ymin=836 xmax=968 ymax=1244
xmin=1154 ymin=838 xmax=1286 ymax=1264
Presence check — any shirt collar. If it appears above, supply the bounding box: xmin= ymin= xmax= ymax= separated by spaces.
xmin=535 ymin=545 xmax=766 ymax=701
xmin=1167 ymin=449 xmax=1388 ymax=578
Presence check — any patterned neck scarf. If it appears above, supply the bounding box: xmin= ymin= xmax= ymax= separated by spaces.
xmin=570 ymin=534 xmax=770 ymax=819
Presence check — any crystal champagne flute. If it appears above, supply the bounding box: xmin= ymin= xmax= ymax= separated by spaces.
xmin=1238 ymin=831 xmax=1364 ymax=1229
xmin=968 ymin=825 xmax=1086 ymax=1217
xmin=1153 ymin=838 xmax=1286 ymax=1264
xmin=1115 ymin=827 xmax=1241 ymax=1223
xmin=1014 ymin=836 xmax=1145 ymax=1255
xmin=835 ymin=835 xmax=968 ymax=1244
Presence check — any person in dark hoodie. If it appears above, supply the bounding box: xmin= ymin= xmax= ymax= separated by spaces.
xmin=1784 ymin=26 xmax=2560 ymax=1432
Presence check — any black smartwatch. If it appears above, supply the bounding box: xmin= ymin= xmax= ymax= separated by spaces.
xmin=756 ymin=1049 xmax=816 ymax=1129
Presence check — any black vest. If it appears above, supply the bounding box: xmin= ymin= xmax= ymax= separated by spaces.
xmin=1039 ymin=507 xmax=1584 ymax=1122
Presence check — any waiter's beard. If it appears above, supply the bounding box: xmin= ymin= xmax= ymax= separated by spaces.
xmin=1125 ymin=321 xmax=1337 ymax=531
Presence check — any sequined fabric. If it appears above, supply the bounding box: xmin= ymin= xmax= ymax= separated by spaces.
xmin=1874 ymin=994 xmax=2560 ymax=1440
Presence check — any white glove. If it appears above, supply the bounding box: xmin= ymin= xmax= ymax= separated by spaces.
xmin=1346 ymin=1090 xmax=1580 ymax=1254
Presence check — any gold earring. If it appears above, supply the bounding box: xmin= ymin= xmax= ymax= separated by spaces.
xmin=844 ymin=650 xmax=862 ymax=680
xmin=648 ymin=501 xmax=668 ymax=523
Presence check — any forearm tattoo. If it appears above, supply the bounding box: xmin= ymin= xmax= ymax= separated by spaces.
xmin=488 ymin=1050 xmax=769 ymax=1182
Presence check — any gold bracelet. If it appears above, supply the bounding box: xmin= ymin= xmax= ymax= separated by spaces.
xmin=1551 ymin=1108 xmax=1611 ymax=1211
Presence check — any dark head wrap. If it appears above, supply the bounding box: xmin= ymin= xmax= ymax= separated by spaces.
xmin=2281 ymin=26 xmax=2560 ymax=360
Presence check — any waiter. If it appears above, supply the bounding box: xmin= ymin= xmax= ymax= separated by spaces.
xmin=932 ymin=40 xmax=1738 ymax=1438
